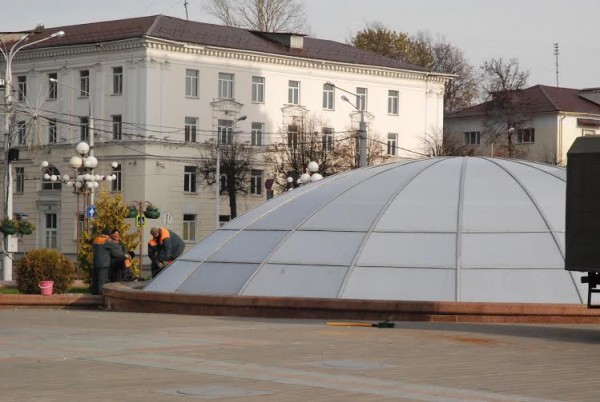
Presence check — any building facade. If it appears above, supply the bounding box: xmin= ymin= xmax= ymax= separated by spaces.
xmin=444 ymin=85 xmax=600 ymax=164
xmin=1 ymin=15 xmax=449 ymax=264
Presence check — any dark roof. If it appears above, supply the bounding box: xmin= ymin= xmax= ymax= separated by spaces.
xmin=446 ymin=85 xmax=600 ymax=118
xmin=15 ymin=15 xmax=430 ymax=73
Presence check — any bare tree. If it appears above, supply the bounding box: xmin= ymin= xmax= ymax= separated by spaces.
xmin=415 ymin=32 xmax=479 ymax=113
xmin=264 ymin=115 xmax=346 ymax=191
xmin=480 ymin=58 xmax=531 ymax=158
xmin=199 ymin=136 xmax=257 ymax=219
xmin=423 ymin=128 xmax=473 ymax=157
xmin=350 ymin=24 xmax=478 ymax=113
xmin=204 ymin=0 xmax=309 ymax=33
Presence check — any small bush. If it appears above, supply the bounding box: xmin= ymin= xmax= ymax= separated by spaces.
xmin=16 ymin=249 xmax=76 ymax=294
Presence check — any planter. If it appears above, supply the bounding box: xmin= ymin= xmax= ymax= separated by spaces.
xmin=126 ymin=206 xmax=138 ymax=218
xmin=144 ymin=208 xmax=160 ymax=219
xmin=18 ymin=227 xmax=33 ymax=235
xmin=0 ymin=225 xmax=17 ymax=235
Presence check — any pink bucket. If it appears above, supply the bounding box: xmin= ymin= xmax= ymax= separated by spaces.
xmin=39 ymin=280 xmax=54 ymax=296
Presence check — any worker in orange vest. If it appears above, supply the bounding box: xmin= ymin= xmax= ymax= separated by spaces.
xmin=149 ymin=227 xmax=185 ymax=277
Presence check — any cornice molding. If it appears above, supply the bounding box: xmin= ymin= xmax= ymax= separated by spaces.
xmin=14 ymin=37 xmax=451 ymax=84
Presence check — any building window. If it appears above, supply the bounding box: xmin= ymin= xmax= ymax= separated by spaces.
xmin=218 ymin=119 xmax=233 ymax=145
xmin=250 ymin=169 xmax=263 ymax=195
xmin=184 ymin=166 xmax=197 ymax=193
xmin=112 ymin=115 xmax=122 ymax=140
xmin=48 ymin=73 xmax=57 ymax=100
xmin=357 ymin=87 xmax=367 ymax=111
xmin=112 ymin=66 xmax=123 ymax=94
xmin=80 ymin=70 xmax=89 ymax=97
xmin=387 ymin=133 xmax=397 ymax=156
xmin=17 ymin=121 xmax=27 ymax=145
xmin=218 ymin=73 xmax=234 ymax=99
xmin=186 ymin=69 xmax=198 ymax=97
xmin=111 ymin=164 xmax=122 ymax=192
xmin=287 ymin=124 xmax=299 ymax=149
xmin=183 ymin=214 xmax=197 ymax=241
xmin=185 ymin=117 xmax=198 ymax=143
xmin=80 ymin=117 xmax=89 ymax=141
xmin=464 ymin=131 xmax=481 ymax=145
xmin=388 ymin=90 xmax=399 ymax=115
xmin=252 ymin=76 xmax=265 ymax=103
xmin=251 ymin=122 xmax=264 ymax=146
xmin=323 ymin=83 xmax=334 ymax=110
xmin=516 ymin=128 xmax=535 ymax=144
xmin=15 ymin=167 xmax=24 ymax=193
xmin=48 ymin=119 xmax=57 ymax=143
xmin=17 ymin=76 xmax=26 ymax=102
xmin=583 ymin=129 xmax=596 ymax=136
xmin=44 ymin=213 xmax=58 ymax=249
xmin=42 ymin=166 xmax=62 ymax=190
xmin=288 ymin=80 xmax=300 ymax=105
xmin=322 ymin=127 xmax=334 ymax=151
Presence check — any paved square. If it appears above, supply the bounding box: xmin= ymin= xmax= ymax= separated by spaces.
xmin=0 ymin=310 xmax=599 ymax=401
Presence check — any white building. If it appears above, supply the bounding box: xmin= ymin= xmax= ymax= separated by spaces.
xmin=444 ymin=85 xmax=600 ymax=164
xmin=1 ymin=15 xmax=450 ymax=264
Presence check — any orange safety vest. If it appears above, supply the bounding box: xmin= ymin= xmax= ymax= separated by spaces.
xmin=156 ymin=227 xmax=171 ymax=245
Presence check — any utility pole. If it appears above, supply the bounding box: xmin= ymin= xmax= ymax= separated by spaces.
xmin=184 ymin=0 xmax=189 ymax=20
xmin=554 ymin=43 xmax=560 ymax=87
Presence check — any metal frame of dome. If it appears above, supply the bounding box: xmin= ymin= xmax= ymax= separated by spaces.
xmin=146 ymin=157 xmax=586 ymax=304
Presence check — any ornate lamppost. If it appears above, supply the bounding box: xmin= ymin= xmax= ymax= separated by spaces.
xmin=41 ymin=141 xmax=117 ymax=266
xmin=126 ymin=201 xmax=160 ymax=278
xmin=286 ymin=161 xmax=323 ymax=191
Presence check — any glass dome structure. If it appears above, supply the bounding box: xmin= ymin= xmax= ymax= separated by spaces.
xmin=146 ymin=157 xmax=586 ymax=304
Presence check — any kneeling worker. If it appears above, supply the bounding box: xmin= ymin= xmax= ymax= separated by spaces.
xmin=149 ymin=226 xmax=185 ymax=277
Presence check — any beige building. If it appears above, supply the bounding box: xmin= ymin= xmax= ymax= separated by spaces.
xmin=1 ymin=15 xmax=450 ymax=267
xmin=444 ymin=85 xmax=600 ymax=164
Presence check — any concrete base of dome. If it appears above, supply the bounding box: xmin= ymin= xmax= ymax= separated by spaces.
xmin=103 ymin=282 xmax=600 ymax=324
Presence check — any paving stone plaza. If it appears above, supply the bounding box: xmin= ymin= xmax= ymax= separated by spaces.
xmin=1 ymin=309 xmax=599 ymax=401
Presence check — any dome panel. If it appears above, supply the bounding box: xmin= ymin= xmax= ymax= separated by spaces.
xmin=375 ymin=158 xmax=461 ymax=232
xmin=461 ymin=269 xmax=583 ymax=303
xmin=247 ymin=166 xmax=391 ymax=231
xmin=302 ymin=160 xmax=435 ymax=231
xmin=268 ymin=231 xmax=366 ymax=265
xmin=462 ymin=158 xmax=548 ymax=232
xmin=491 ymin=159 xmax=565 ymax=232
xmin=241 ymin=264 xmax=349 ymax=298
xmin=177 ymin=262 xmax=259 ymax=294
xmin=144 ymin=260 xmax=201 ymax=292
xmin=342 ymin=267 xmax=456 ymax=301
xmin=461 ymin=233 xmax=563 ymax=268
xmin=206 ymin=230 xmax=289 ymax=263
xmin=357 ymin=233 xmax=456 ymax=268
xmin=181 ymin=230 xmax=237 ymax=262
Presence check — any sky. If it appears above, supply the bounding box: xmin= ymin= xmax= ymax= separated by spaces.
xmin=1 ymin=0 xmax=599 ymax=90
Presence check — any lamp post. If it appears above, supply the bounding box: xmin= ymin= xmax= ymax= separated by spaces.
xmin=215 ymin=115 xmax=246 ymax=230
xmin=286 ymin=161 xmax=323 ymax=190
xmin=0 ymin=29 xmax=65 ymax=281
xmin=127 ymin=200 xmax=156 ymax=279
xmin=49 ymin=77 xmax=96 ymax=203
xmin=41 ymin=141 xmax=117 ymax=269
xmin=325 ymin=81 xmax=367 ymax=168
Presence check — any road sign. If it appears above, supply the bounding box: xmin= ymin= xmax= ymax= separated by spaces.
xmin=86 ymin=205 xmax=97 ymax=219
xmin=136 ymin=215 xmax=146 ymax=227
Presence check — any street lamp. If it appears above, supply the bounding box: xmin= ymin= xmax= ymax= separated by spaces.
xmin=325 ymin=81 xmax=367 ymax=168
xmin=286 ymin=161 xmax=323 ymax=190
xmin=0 ymin=28 xmax=65 ymax=281
xmin=41 ymin=141 xmax=116 ymax=269
xmin=215 ymin=115 xmax=246 ymax=229
xmin=49 ymin=77 xmax=96 ymax=203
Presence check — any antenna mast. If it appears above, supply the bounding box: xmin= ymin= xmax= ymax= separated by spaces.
xmin=553 ymin=43 xmax=559 ymax=87
xmin=184 ymin=0 xmax=189 ymax=20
